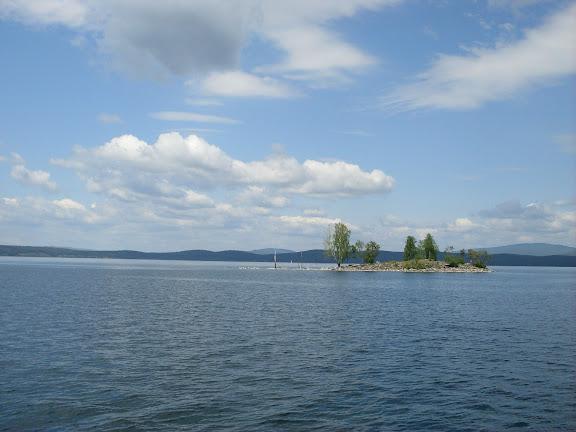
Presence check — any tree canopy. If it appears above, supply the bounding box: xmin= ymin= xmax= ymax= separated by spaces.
xmin=403 ymin=233 xmax=438 ymax=261
xmin=468 ymin=249 xmax=489 ymax=268
xmin=324 ymin=222 xmax=352 ymax=268
xmin=422 ymin=233 xmax=438 ymax=260
xmin=403 ymin=235 xmax=418 ymax=260
xmin=364 ymin=241 xmax=380 ymax=264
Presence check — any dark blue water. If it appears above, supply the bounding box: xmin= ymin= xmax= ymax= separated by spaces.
xmin=1 ymin=258 xmax=575 ymax=431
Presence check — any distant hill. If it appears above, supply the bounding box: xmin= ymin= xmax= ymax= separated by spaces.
xmin=251 ymin=248 xmax=295 ymax=255
xmin=1 ymin=244 xmax=575 ymax=266
xmin=482 ymin=243 xmax=576 ymax=256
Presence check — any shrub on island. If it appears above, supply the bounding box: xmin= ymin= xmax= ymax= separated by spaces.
xmin=444 ymin=246 xmax=465 ymax=267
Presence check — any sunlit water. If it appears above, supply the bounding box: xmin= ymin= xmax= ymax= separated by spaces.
xmin=1 ymin=258 xmax=575 ymax=431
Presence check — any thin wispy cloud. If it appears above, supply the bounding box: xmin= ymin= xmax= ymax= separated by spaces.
xmin=382 ymin=2 xmax=576 ymax=111
xmin=555 ymin=133 xmax=576 ymax=154
xmin=185 ymin=98 xmax=223 ymax=107
xmin=150 ymin=112 xmax=240 ymax=124
xmin=198 ymin=71 xmax=300 ymax=98
xmin=98 ymin=113 xmax=122 ymax=124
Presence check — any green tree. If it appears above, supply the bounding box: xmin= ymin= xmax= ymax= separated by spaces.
xmin=403 ymin=235 xmax=418 ymax=261
xmin=351 ymin=240 xmax=365 ymax=260
xmin=422 ymin=233 xmax=438 ymax=260
xmin=416 ymin=239 xmax=425 ymax=259
xmin=364 ymin=241 xmax=380 ymax=264
xmin=325 ymin=222 xmax=352 ymax=268
xmin=468 ymin=249 xmax=489 ymax=268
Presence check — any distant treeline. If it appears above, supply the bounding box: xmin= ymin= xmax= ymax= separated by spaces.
xmin=1 ymin=245 xmax=575 ymax=267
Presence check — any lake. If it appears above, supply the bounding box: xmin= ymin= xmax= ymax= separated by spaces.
xmin=1 ymin=258 xmax=575 ymax=431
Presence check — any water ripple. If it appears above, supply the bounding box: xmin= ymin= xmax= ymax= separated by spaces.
xmin=1 ymin=260 xmax=575 ymax=431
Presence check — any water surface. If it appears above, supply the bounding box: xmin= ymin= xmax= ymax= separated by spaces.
xmin=1 ymin=258 xmax=575 ymax=431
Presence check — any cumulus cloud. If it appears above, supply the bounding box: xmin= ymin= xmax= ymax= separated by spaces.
xmin=382 ymin=2 xmax=576 ymax=110
xmin=456 ymin=201 xmax=576 ymax=245
xmin=473 ymin=201 xmax=576 ymax=244
xmin=150 ymin=111 xmax=240 ymax=124
xmin=236 ymin=186 xmax=289 ymax=208
xmin=271 ymin=215 xmax=343 ymax=236
xmin=34 ymin=132 xmax=394 ymax=248
xmin=199 ymin=71 xmax=299 ymax=98
xmin=446 ymin=217 xmax=478 ymax=233
xmin=369 ymin=199 xmax=576 ymax=250
xmin=52 ymin=132 xmax=394 ymax=199
xmin=0 ymin=195 xmax=104 ymax=225
xmin=53 ymin=197 xmax=86 ymax=211
xmin=10 ymin=164 xmax=57 ymax=191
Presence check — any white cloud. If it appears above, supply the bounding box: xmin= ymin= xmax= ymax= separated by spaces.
xmin=150 ymin=111 xmax=240 ymax=124
xmin=271 ymin=215 xmax=342 ymax=236
xmin=339 ymin=130 xmax=374 ymax=137
xmin=303 ymin=208 xmax=325 ymax=216
xmin=39 ymin=132 xmax=393 ymax=249
xmin=446 ymin=217 xmax=478 ymax=232
xmin=370 ymin=199 xmax=576 ymax=250
xmin=199 ymin=71 xmax=299 ymax=98
xmin=382 ymin=2 xmax=576 ymax=110
xmin=185 ymin=98 xmax=223 ymax=107
xmin=256 ymin=26 xmax=376 ymax=85
xmin=0 ymin=0 xmax=87 ymax=27
xmin=477 ymin=202 xmax=576 ymax=244
xmin=53 ymin=132 xmax=394 ymax=199
xmin=0 ymin=195 xmax=103 ymax=226
xmin=96 ymin=1 xmax=253 ymax=79
xmin=236 ymin=186 xmax=289 ymax=208
xmin=98 ymin=113 xmax=122 ymax=124
xmin=10 ymin=152 xmax=25 ymax=164
xmin=292 ymin=160 xmax=394 ymax=196
xmin=11 ymin=164 xmax=57 ymax=191
xmin=53 ymin=197 xmax=86 ymax=211
xmin=487 ymin=0 xmax=552 ymax=10
xmin=0 ymin=0 xmax=400 ymax=85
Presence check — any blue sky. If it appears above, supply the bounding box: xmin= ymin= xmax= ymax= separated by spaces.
xmin=0 ymin=0 xmax=575 ymax=251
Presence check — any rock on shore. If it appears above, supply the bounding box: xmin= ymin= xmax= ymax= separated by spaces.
xmin=336 ymin=260 xmax=491 ymax=272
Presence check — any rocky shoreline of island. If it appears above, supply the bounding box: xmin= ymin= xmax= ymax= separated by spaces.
xmin=334 ymin=260 xmax=491 ymax=273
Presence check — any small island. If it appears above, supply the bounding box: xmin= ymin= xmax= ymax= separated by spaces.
xmin=325 ymin=222 xmax=491 ymax=273
xmin=338 ymin=260 xmax=490 ymax=272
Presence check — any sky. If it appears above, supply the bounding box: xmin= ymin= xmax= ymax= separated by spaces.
xmin=0 ymin=0 xmax=575 ymax=252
